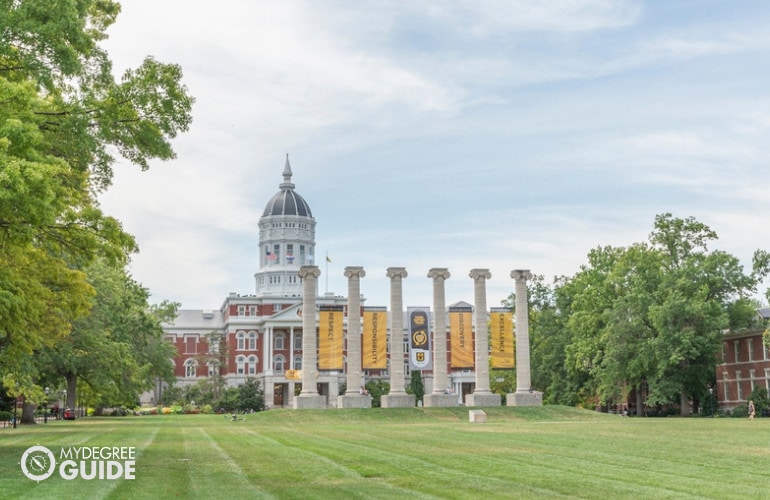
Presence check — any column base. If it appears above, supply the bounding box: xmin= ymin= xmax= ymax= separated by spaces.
xmin=337 ymin=394 xmax=372 ymax=408
xmin=506 ymin=391 xmax=543 ymax=407
xmin=465 ymin=393 xmax=501 ymax=407
xmin=293 ymin=394 xmax=326 ymax=409
xmin=381 ymin=394 xmax=415 ymax=408
xmin=423 ymin=394 xmax=460 ymax=407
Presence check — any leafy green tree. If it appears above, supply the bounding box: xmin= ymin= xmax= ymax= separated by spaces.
xmin=1 ymin=0 xmax=193 ymax=396
xmin=408 ymin=371 xmax=424 ymax=405
xmin=365 ymin=380 xmax=389 ymax=408
xmin=237 ymin=378 xmax=265 ymax=413
xmin=37 ymin=260 xmax=178 ymax=410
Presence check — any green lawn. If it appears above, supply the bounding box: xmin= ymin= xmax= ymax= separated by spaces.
xmin=2 ymin=406 xmax=769 ymax=499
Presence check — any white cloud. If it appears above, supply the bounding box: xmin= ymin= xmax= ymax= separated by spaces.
xmin=97 ymin=1 xmax=770 ymax=310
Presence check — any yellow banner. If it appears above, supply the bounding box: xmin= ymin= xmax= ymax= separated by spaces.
xmin=490 ymin=309 xmax=515 ymax=369
xmin=449 ymin=309 xmax=474 ymax=368
xmin=319 ymin=307 xmax=343 ymax=370
xmin=362 ymin=308 xmax=387 ymax=370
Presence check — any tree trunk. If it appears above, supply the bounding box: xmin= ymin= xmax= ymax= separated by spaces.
xmin=65 ymin=373 xmax=77 ymax=409
xmin=680 ymin=390 xmax=690 ymax=416
xmin=21 ymin=400 xmax=37 ymax=424
xmin=635 ymin=388 xmax=644 ymax=417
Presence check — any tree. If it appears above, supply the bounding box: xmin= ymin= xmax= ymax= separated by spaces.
xmin=37 ymin=259 xmax=178 ymax=410
xmin=1 ymin=1 xmax=193 ymax=396
xmin=237 ymin=378 xmax=265 ymax=413
xmin=561 ymin=214 xmax=768 ymax=416
xmin=408 ymin=371 xmax=424 ymax=405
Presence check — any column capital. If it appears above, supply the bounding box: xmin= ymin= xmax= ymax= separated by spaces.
xmin=344 ymin=266 xmax=366 ymax=279
xmin=510 ymin=269 xmax=532 ymax=281
xmin=427 ymin=268 xmax=451 ymax=281
xmin=298 ymin=266 xmax=321 ymax=279
xmin=386 ymin=267 xmax=408 ymax=279
xmin=469 ymin=268 xmax=491 ymax=281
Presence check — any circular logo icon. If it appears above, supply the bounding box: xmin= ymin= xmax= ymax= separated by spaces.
xmin=21 ymin=445 xmax=56 ymax=482
xmin=412 ymin=329 xmax=427 ymax=346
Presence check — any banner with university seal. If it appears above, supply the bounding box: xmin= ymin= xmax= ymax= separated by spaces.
xmin=408 ymin=307 xmax=431 ymax=370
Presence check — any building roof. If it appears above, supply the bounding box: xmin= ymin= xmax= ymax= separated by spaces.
xmin=165 ymin=309 xmax=224 ymax=329
xmin=758 ymin=307 xmax=770 ymax=320
xmin=261 ymin=155 xmax=313 ymax=218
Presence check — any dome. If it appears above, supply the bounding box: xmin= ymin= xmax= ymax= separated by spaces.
xmin=262 ymin=189 xmax=312 ymax=217
xmin=261 ymin=155 xmax=313 ymax=218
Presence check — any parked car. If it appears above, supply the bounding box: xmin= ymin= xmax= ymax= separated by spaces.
xmin=63 ymin=408 xmax=75 ymax=420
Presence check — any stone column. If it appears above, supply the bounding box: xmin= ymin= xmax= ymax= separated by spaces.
xmin=465 ymin=269 xmax=501 ymax=407
xmin=424 ymin=268 xmax=457 ymax=407
xmin=294 ymin=266 xmax=326 ymax=409
xmin=338 ymin=266 xmax=371 ymax=408
xmin=381 ymin=267 xmax=415 ymax=408
xmin=507 ymin=269 xmax=542 ymax=406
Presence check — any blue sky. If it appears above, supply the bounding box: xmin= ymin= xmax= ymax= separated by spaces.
xmin=99 ymin=1 xmax=770 ymax=310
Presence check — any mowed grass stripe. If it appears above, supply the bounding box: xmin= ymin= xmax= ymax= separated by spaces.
xmin=3 ymin=407 xmax=770 ymax=499
xmin=255 ymin=422 xmax=581 ymax=498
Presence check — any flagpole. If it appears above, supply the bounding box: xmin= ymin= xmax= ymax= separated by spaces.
xmin=325 ymin=252 xmax=329 ymax=294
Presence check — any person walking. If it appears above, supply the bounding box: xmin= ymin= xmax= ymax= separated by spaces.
xmin=748 ymin=400 xmax=756 ymax=421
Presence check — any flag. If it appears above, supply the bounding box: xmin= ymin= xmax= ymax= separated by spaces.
xmin=266 ymin=251 xmax=277 ymax=261
xmin=286 ymin=254 xmax=295 ymax=263
xmin=326 ymin=255 xmax=331 ymax=263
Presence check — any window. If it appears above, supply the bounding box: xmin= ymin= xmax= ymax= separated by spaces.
xmin=275 ymin=333 xmax=285 ymax=350
xmin=247 ymin=355 xmax=257 ymax=375
xmin=248 ymin=332 xmax=257 ymax=350
xmin=300 ymin=245 xmax=305 ymax=265
xmin=733 ymin=340 xmax=740 ymax=363
xmin=293 ymin=332 xmax=302 ymax=350
xmin=748 ymin=339 xmax=754 ymax=361
xmin=736 ymin=371 xmax=743 ymax=400
xmin=207 ymin=362 xmax=217 ymax=376
xmin=185 ymin=359 xmax=197 ymax=378
xmin=293 ymin=356 xmax=302 ymax=370
xmin=273 ymin=244 xmax=280 ymax=264
xmin=237 ymin=332 xmax=245 ymax=350
xmin=273 ymin=304 xmax=281 ymax=312
xmin=185 ymin=336 xmax=197 ymax=354
xmin=722 ymin=372 xmax=729 ymax=401
xmin=249 ymin=306 xmax=257 ymax=317
xmin=750 ymin=369 xmax=756 ymax=391
xmin=238 ymin=305 xmax=245 ymax=316
xmin=236 ymin=355 xmax=245 ymax=375
xmin=274 ymin=355 xmax=285 ymax=372
xmin=286 ymin=244 xmax=294 ymax=264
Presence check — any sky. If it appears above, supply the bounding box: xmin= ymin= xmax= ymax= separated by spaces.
xmin=98 ymin=0 xmax=770 ymax=311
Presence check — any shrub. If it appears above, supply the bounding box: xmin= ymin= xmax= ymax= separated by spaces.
xmin=201 ymin=404 xmax=214 ymax=414
xmin=0 ymin=410 xmax=11 ymax=421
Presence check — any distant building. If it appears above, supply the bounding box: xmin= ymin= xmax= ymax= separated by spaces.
xmin=157 ymin=157 xmax=478 ymax=408
xmin=716 ymin=323 xmax=770 ymax=412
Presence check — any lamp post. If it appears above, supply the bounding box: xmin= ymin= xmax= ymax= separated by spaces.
xmin=44 ymin=387 xmax=49 ymax=424
xmin=12 ymin=395 xmax=18 ymax=429
xmin=62 ymin=389 xmax=66 ymax=419
xmin=709 ymin=387 xmax=715 ymax=418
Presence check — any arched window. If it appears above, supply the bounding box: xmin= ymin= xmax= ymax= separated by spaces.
xmin=184 ymin=359 xmax=197 ymax=378
xmin=247 ymin=355 xmax=257 ymax=375
xmin=293 ymin=332 xmax=302 ymax=350
xmin=274 ymin=333 xmax=285 ymax=350
xmin=293 ymin=356 xmax=302 ymax=370
xmin=248 ymin=332 xmax=257 ymax=350
xmin=237 ymin=332 xmax=245 ymax=350
xmin=236 ymin=355 xmax=245 ymax=375
xmin=273 ymin=355 xmax=286 ymax=373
